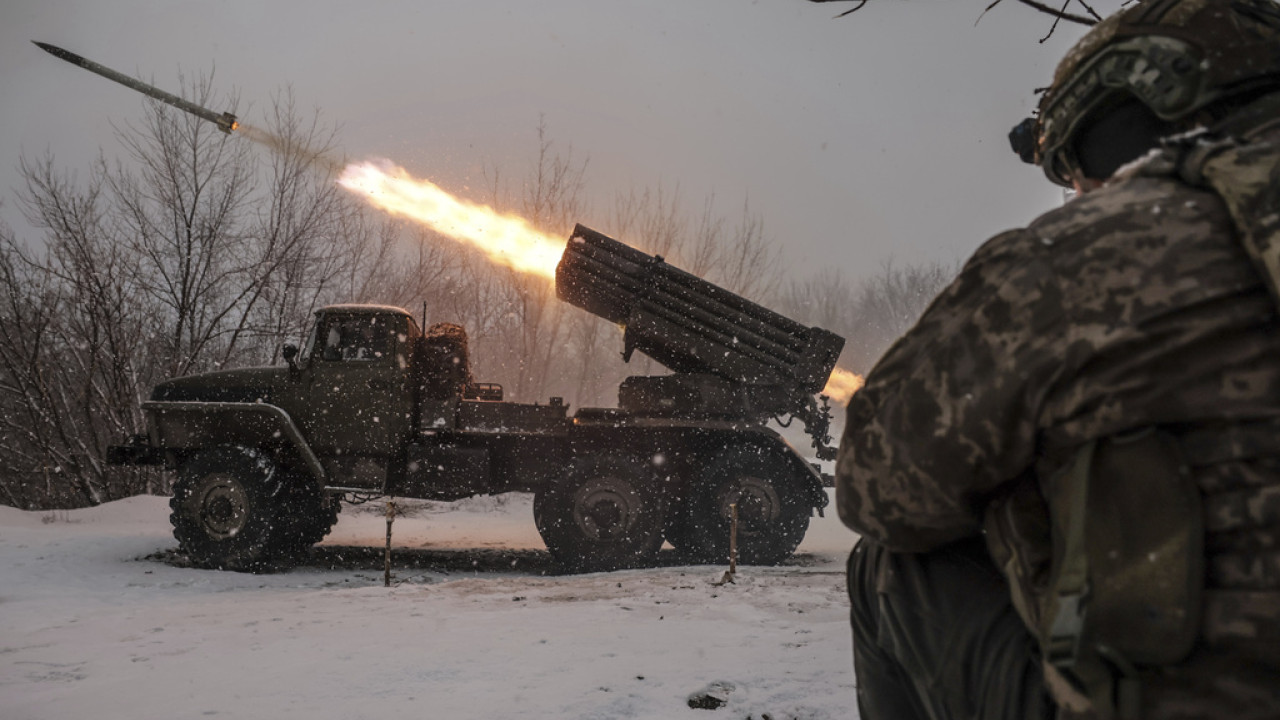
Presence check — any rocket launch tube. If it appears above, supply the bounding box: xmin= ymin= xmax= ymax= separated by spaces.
xmin=556 ymin=224 xmax=845 ymax=395
xmin=33 ymin=41 xmax=237 ymax=134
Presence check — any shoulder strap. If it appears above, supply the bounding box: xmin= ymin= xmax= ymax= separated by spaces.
xmin=1041 ymin=439 xmax=1094 ymax=669
xmin=1039 ymin=440 xmax=1140 ymax=719
xmin=1173 ymin=95 xmax=1280 ymax=306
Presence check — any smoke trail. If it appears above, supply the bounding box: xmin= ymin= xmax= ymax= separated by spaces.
xmin=234 ymin=122 xmax=346 ymax=175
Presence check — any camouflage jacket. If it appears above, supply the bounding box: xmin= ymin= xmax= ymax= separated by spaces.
xmin=837 ymin=105 xmax=1280 ymax=703
xmin=837 ymin=160 xmax=1280 ymax=545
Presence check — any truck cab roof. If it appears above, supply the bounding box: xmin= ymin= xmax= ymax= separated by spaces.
xmin=316 ymin=304 xmax=413 ymax=317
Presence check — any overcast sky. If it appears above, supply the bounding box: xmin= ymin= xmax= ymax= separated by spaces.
xmin=1 ymin=1 xmax=1118 ymax=282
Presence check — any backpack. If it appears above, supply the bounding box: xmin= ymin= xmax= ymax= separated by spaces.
xmin=984 ymin=94 xmax=1280 ymax=720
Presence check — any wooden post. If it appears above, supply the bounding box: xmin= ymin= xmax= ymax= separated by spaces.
xmin=716 ymin=499 xmax=747 ymax=584
xmin=729 ymin=502 xmax=738 ymax=576
xmin=384 ymin=500 xmax=395 ymax=587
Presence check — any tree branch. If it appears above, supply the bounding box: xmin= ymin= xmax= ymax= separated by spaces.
xmin=816 ymin=0 xmax=1100 ymax=26
xmin=808 ymin=0 xmax=869 ymax=18
xmin=1016 ymin=0 xmax=1099 ymax=25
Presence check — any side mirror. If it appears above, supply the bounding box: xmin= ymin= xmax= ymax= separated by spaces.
xmin=282 ymin=343 xmax=299 ymax=372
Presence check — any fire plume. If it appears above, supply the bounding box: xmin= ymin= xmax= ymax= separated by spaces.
xmin=339 ymin=158 xmax=866 ymax=407
xmin=823 ymin=367 xmax=864 ymax=405
xmin=338 ymin=160 xmax=565 ymax=280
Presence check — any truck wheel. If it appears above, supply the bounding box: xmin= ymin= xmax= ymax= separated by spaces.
xmin=269 ymin=479 xmax=341 ymax=563
xmin=534 ymin=454 xmax=665 ymax=572
xmin=169 ymin=447 xmax=283 ymax=572
xmin=686 ymin=446 xmax=810 ymax=565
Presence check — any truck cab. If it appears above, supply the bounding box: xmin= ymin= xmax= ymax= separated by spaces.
xmin=286 ymin=305 xmax=418 ymax=486
xmin=143 ymin=305 xmax=424 ymax=490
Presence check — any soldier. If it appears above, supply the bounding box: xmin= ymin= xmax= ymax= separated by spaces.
xmin=837 ymin=1 xmax=1280 ymax=718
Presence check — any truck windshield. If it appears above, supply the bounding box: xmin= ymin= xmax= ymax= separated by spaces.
xmin=319 ymin=315 xmax=393 ymax=362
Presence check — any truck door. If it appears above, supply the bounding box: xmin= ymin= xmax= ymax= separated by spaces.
xmin=300 ymin=312 xmax=412 ymax=460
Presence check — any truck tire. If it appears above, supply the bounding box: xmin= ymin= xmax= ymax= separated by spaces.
xmin=269 ymin=478 xmax=341 ymax=563
xmin=534 ymin=454 xmax=665 ymax=572
xmin=169 ymin=446 xmax=283 ymax=572
xmin=685 ymin=446 xmax=810 ymax=565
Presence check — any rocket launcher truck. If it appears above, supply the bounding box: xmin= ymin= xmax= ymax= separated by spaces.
xmin=109 ymin=225 xmax=846 ymax=572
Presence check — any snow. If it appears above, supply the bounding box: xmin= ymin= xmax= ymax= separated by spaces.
xmin=0 ymin=492 xmax=860 ymax=719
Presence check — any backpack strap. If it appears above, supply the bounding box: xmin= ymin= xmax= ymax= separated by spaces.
xmin=1041 ymin=439 xmax=1093 ymax=671
xmin=1170 ymin=94 xmax=1280 ymax=307
xmin=1037 ymin=439 xmax=1144 ymax=720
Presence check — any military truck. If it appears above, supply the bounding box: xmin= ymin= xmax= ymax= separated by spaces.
xmin=109 ymin=225 xmax=845 ymax=572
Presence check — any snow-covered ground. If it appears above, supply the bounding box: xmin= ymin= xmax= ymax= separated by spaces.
xmin=1 ymin=492 xmax=860 ymax=720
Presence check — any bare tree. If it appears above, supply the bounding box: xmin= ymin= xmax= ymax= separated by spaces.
xmin=710 ymin=200 xmax=783 ymax=301
xmin=781 ymin=268 xmax=856 ymax=335
xmin=611 ymin=183 xmax=685 ymax=259
xmin=0 ymin=171 xmax=153 ymax=506
xmin=781 ymin=259 xmax=958 ymax=373
xmin=474 ymin=119 xmax=590 ymax=401
xmin=233 ymin=91 xmax=375 ymax=363
xmin=0 ymin=76 xmax=392 ymax=508
xmin=105 ymin=73 xmax=259 ymax=377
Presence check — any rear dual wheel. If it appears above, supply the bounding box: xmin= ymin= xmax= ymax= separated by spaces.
xmin=684 ymin=446 xmax=811 ymax=565
xmin=534 ymin=454 xmax=665 ymax=572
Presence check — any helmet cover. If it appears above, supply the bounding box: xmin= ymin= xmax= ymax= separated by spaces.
xmin=1033 ymin=0 xmax=1280 ymax=186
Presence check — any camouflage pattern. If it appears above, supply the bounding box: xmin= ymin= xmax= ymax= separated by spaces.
xmin=837 ymin=107 xmax=1280 ymax=716
xmin=1034 ymin=0 xmax=1280 ymax=187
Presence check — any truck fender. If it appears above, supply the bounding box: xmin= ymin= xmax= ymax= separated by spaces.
xmin=142 ymin=401 xmax=326 ymax=487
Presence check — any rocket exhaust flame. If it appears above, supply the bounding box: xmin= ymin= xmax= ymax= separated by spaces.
xmin=338 ymin=160 xmax=863 ymax=403
xmin=822 ymin=367 xmax=864 ymax=405
xmin=337 ymin=160 xmax=565 ymax=280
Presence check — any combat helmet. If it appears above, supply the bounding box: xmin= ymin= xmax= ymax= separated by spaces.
xmin=1015 ymin=0 xmax=1280 ymax=187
